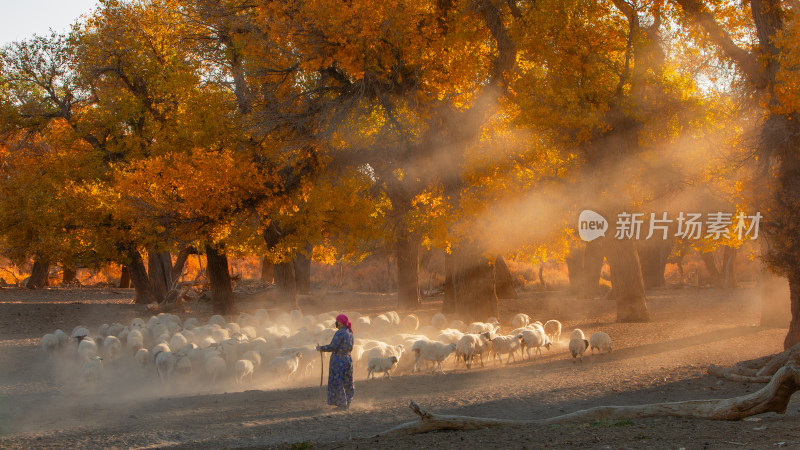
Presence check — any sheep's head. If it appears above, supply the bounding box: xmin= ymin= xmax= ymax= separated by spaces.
xmin=389 ymin=356 xmax=398 ymax=364
xmin=295 ymin=351 xmax=303 ymax=360
xmin=515 ymin=334 xmax=524 ymax=340
xmin=545 ymin=342 xmax=552 ymax=350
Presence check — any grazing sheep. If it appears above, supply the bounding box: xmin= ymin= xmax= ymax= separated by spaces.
xmin=490 ymin=333 xmax=525 ymax=364
xmin=155 ymin=351 xmax=177 ymax=382
xmin=544 ymin=320 xmax=562 ymax=343
xmin=411 ymin=340 xmax=457 ymax=373
xmin=365 ymin=343 xmax=404 ymax=362
xmin=589 ymin=331 xmax=612 ymax=355
xmin=235 ymin=359 xmax=255 ymax=385
xmin=431 ymin=313 xmax=447 ymax=330
xmin=569 ymin=329 xmax=590 ymax=363
xmin=267 ymin=352 xmax=303 ymax=381
xmin=82 ymin=356 xmax=104 ymax=385
xmin=456 ymin=332 xmax=491 ymax=369
xmin=521 ymin=329 xmax=551 ymax=359
xmin=367 ymin=356 xmax=399 ymax=380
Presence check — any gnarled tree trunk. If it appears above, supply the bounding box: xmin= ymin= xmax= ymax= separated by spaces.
xmin=442 ymin=252 xmax=456 ymax=314
xmin=27 ymin=256 xmax=50 ymax=289
xmin=260 ymin=256 xmax=274 ymax=283
xmin=62 ymin=266 xmax=77 ymax=284
xmin=147 ymin=250 xmax=173 ymax=303
xmin=127 ymin=246 xmax=157 ymax=304
xmin=205 ymin=243 xmax=235 ymax=315
xmin=701 ymin=251 xmax=724 ymax=288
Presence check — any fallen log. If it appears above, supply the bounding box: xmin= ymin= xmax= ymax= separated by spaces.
xmin=374 ymin=351 xmax=800 ymax=437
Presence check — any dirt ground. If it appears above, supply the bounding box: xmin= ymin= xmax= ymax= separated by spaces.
xmin=0 ymin=285 xmax=798 ymax=449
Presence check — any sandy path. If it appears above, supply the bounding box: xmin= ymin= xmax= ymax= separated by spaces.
xmin=1 ymin=286 xmax=798 ymax=449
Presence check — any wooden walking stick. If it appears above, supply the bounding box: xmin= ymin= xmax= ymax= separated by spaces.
xmin=319 ymin=346 xmax=325 ymax=405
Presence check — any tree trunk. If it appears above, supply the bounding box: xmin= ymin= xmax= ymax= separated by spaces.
xmin=582 ymin=240 xmax=604 ymax=297
xmin=205 ymin=243 xmax=235 ymax=315
xmin=260 ymin=256 xmax=274 ymax=283
xmin=450 ymin=244 xmax=498 ymax=322
xmin=172 ymin=246 xmax=196 ymax=279
xmin=62 ymin=266 xmax=76 ymax=284
xmin=274 ymin=262 xmax=297 ymax=309
xmin=538 ymin=264 xmax=546 ymax=290
xmin=494 ymin=256 xmax=517 ymax=299
xmin=603 ymin=238 xmax=650 ymax=322
xmin=722 ymin=246 xmax=738 ymax=288
xmin=127 ymin=246 xmax=157 ymax=304
xmin=119 ymin=265 xmax=131 ymax=288
xmin=147 ymin=251 xmax=173 ymax=303
xmin=785 ymin=273 xmax=800 ymax=349
xmin=638 ymin=238 xmax=674 ymax=290
xmin=701 ymin=251 xmax=724 ymax=288
xmin=442 ymin=252 xmax=456 ymax=314
xmin=27 ymin=256 xmax=50 ymax=289
xmin=397 ymin=229 xmax=421 ymax=310
xmin=565 ymin=245 xmax=584 ymax=295
xmin=760 ymin=266 xmax=790 ymax=327
xmin=294 ymin=244 xmax=313 ymax=295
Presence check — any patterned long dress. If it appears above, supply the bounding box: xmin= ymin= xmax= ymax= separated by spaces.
xmin=319 ymin=327 xmax=354 ymax=408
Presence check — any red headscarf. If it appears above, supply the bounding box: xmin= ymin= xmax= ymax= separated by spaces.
xmin=336 ymin=314 xmax=352 ymax=333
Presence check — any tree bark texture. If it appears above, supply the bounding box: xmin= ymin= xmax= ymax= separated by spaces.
xmin=127 ymin=247 xmax=157 ymax=304
xmin=396 ymin=228 xmax=421 ymax=310
xmin=147 ymin=250 xmax=173 ymax=303
xmin=603 ymin=238 xmax=650 ymax=322
xmin=205 ymin=243 xmax=235 ymax=315
xmin=27 ymin=256 xmax=50 ymax=289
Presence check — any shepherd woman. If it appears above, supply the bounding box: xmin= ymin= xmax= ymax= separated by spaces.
xmin=316 ymin=314 xmax=355 ymax=409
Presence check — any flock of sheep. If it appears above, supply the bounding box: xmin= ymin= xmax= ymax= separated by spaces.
xmin=39 ymin=309 xmax=614 ymax=389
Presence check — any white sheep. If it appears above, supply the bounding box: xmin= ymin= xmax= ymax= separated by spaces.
xmin=436 ymin=328 xmax=465 ymax=344
xmin=411 ymin=340 xmax=457 ymax=373
xmin=41 ymin=333 xmax=60 ymax=354
xmin=466 ymin=322 xmax=498 ymax=335
xmin=82 ymin=356 xmax=104 ymax=385
xmin=490 ymin=333 xmax=524 ymax=364
xmin=521 ymin=329 xmax=551 ymax=359
xmin=511 ymin=313 xmax=530 ymax=329
xmin=130 ymin=318 xmax=146 ymax=330
xmin=569 ymin=329 xmax=590 ymax=363
xmin=235 ymin=359 xmax=255 ymax=385
xmin=448 ymin=320 xmax=466 ymax=332
xmin=155 ymin=351 xmax=177 ymax=382
xmin=367 ymin=355 xmax=399 ymax=380
xmin=456 ymin=333 xmax=491 ymax=369
xmin=254 ymin=309 xmax=270 ymax=325
xmin=169 ymin=333 xmax=189 ymax=352
xmin=135 ymin=348 xmax=150 ymax=372
xmin=77 ymin=337 xmax=99 ymax=362
xmin=589 ymin=331 xmax=612 ymax=355
xmin=241 ymin=350 xmax=262 ymax=369
xmin=267 ymin=352 xmax=303 ymax=381
xmin=400 ymin=314 xmax=419 ymax=333
xmin=365 ymin=343 xmax=404 ymax=362
xmin=102 ymin=336 xmax=122 ymax=361
xmin=183 ymin=317 xmax=201 ymax=330
xmin=208 ymin=315 xmax=227 ymax=327
xmin=431 ymin=313 xmax=447 ymax=330
xmin=127 ymin=329 xmax=144 ymax=354
xmin=544 ymin=320 xmax=562 ymax=343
